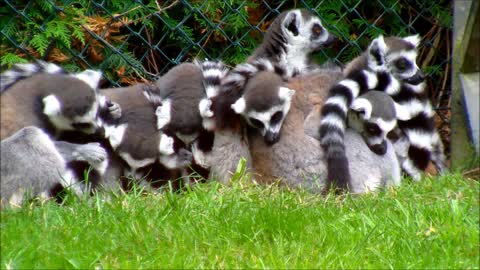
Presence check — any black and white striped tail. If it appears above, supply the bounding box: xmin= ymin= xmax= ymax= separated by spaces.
xmin=319 ymin=68 xmax=398 ymax=191
xmin=221 ymin=58 xmax=290 ymax=92
xmin=393 ymin=84 xmax=447 ymax=179
xmin=195 ymin=59 xmax=228 ymax=99
xmin=195 ymin=59 xmax=228 ymax=130
xmin=1 ymin=61 xmax=66 ymax=92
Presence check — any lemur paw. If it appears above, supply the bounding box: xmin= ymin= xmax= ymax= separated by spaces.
xmin=76 ymin=143 xmax=107 ymax=164
xmin=177 ymin=148 xmax=193 ymax=167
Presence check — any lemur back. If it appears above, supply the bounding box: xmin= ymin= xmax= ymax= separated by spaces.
xmin=1 ymin=126 xmax=108 ymax=208
xmin=0 ymin=61 xmax=118 ymax=140
xmin=101 ymin=84 xmax=192 ymax=183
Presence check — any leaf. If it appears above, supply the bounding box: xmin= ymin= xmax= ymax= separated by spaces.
xmin=0 ymin=53 xmax=29 ymax=68
xmin=29 ymin=33 xmax=49 ymax=56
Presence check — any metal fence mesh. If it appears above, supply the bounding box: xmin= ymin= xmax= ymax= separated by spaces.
xmin=0 ymin=0 xmax=452 ymax=153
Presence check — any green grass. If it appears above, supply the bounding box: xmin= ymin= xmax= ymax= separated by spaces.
xmin=1 ymin=173 xmax=478 ymax=269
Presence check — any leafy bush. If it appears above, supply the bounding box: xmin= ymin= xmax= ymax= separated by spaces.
xmin=0 ymin=0 xmax=452 ymax=86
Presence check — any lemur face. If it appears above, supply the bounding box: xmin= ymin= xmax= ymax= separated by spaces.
xmin=281 ymin=9 xmax=336 ymax=52
xmin=349 ymin=92 xmax=397 ymax=155
xmin=41 ymin=69 xmax=116 ymax=135
xmin=231 ymin=71 xmax=295 ymax=145
xmin=368 ymin=35 xmax=425 ymax=86
xmin=243 ymin=100 xmax=290 ymax=145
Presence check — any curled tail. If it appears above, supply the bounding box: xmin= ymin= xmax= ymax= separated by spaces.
xmin=1 ymin=61 xmax=66 ymax=92
xmin=319 ymin=69 xmax=387 ymax=191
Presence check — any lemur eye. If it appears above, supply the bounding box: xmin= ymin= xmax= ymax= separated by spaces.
xmin=249 ymin=118 xmax=264 ymax=129
xmin=270 ymin=111 xmax=283 ymax=125
xmin=311 ymin=23 xmax=323 ymax=37
xmin=395 ymin=58 xmax=411 ymax=71
xmin=387 ymin=130 xmax=399 ymax=141
xmin=364 ymin=123 xmax=381 ymax=135
xmin=72 ymin=122 xmax=94 ymax=130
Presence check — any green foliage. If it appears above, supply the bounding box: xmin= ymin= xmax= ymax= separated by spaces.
xmin=1 ymin=0 xmax=452 ymax=86
xmin=0 ymin=53 xmax=29 ymax=67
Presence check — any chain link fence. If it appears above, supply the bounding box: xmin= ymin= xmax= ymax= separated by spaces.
xmin=0 ymin=0 xmax=452 ymax=153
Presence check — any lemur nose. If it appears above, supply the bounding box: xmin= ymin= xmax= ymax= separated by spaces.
xmin=406 ymin=70 xmax=425 ymax=85
xmin=264 ymin=131 xmax=280 ymax=145
xmin=369 ymin=141 xmax=387 ymax=155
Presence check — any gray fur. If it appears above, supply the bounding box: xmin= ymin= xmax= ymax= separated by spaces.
xmin=359 ymin=91 xmax=396 ymax=121
xmin=243 ymin=71 xmax=285 ymax=112
xmin=149 ymin=63 xmax=206 ymax=136
xmin=1 ymin=126 xmax=107 ymax=208
xmin=192 ymin=129 xmax=252 ymax=184
xmin=0 ymin=61 xmax=64 ymax=92
xmin=0 ymin=63 xmax=111 ymax=140
xmin=101 ymin=84 xmax=192 ymax=177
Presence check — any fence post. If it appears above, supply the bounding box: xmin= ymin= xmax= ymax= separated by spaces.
xmin=451 ymin=0 xmax=479 ymax=168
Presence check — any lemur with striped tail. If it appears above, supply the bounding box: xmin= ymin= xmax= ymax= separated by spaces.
xmin=247 ymin=70 xmax=402 ymax=193
xmin=319 ymin=35 xmax=446 ymax=191
xmin=189 ymin=9 xmax=338 ymax=183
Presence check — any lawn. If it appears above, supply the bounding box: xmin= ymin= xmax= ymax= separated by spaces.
xmin=1 ymin=172 xmax=478 ymax=269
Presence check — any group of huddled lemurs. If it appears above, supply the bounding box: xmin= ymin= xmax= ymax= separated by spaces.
xmin=0 ymin=9 xmax=447 ymax=207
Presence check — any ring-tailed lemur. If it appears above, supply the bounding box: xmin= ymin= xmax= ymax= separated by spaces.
xmin=143 ymin=60 xmax=228 ymax=137
xmin=100 ymin=83 xmax=193 ymax=181
xmin=189 ymin=8 xmax=337 ymax=183
xmin=219 ymin=8 xmax=337 ymax=112
xmin=0 ymin=61 xmax=121 ymax=140
xmin=1 ymin=126 xmax=108 ymax=208
xmin=319 ymin=35 xmax=446 ymax=191
xmin=247 ymin=8 xmax=336 ymax=76
xmin=143 ymin=60 xmax=240 ymax=184
xmin=348 ymin=91 xmax=399 ymax=155
xmin=247 ymin=70 xmax=401 ymax=193
xmin=214 ymin=8 xmax=338 ymax=143
xmin=230 ymin=70 xmax=295 ymax=145
xmin=188 ymin=9 xmax=337 ymax=183
xmin=189 ymin=62 xmax=299 ymax=183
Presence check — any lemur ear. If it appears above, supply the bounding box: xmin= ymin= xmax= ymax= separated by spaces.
xmin=283 ymin=10 xmax=301 ymax=36
xmin=368 ymin=35 xmax=387 ymax=66
xmin=394 ymin=102 xmax=411 ymax=121
xmin=350 ymin=98 xmax=372 ymax=119
xmin=279 ymin=87 xmax=295 ymax=101
xmin=231 ymin=97 xmax=246 ymax=114
xmin=74 ymin=69 xmax=102 ymax=90
xmin=403 ymin=34 xmax=421 ymax=47
xmin=42 ymin=94 xmax=61 ymax=116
